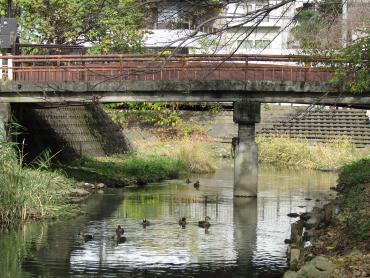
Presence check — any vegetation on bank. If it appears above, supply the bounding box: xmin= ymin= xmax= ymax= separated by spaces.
xmin=137 ymin=139 xmax=217 ymax=174
xmin=257 ymin=136 xmax=368 ymax=170
xmin=285 ymin=158 xmax=370 ymax=277
xmin=312 ymin=158 xmax=370 ymax=277
xmin=334 ymin=158 xmax=370 ymax=244
xmin=60 ymin=154 xmax=189 ymax=186
xmin=0 ymin=145 xmax=77 ymax=227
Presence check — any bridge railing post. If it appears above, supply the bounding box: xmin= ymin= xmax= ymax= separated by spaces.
xmin=0 ymin=53 xmax=3 ymax=80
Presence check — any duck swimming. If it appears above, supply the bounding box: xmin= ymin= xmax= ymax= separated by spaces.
xmin=198 ymin=216 xmax=211 ymax=228
xmin=116 ymin=235 xmax=126 ymax=243
xmin=116 ymin=225 xmax=124 ymax=237
xmin=193 ymin=180 xmax=200 ymax=190
xmin=78 ymin=231 xmax=93 ymax=242
xmin=142 ymin=218 xmax=151 ymax=227
xmin=111 ymin=225 xmax=126 ymax=243
xmin=178 ymin=217 xmax=187 ymax=227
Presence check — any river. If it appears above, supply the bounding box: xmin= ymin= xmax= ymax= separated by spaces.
xmin=0 ymin=165 xmax=337 ymax=278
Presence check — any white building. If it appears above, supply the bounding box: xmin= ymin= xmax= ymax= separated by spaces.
xmin=142 ymin=0 xmax=306 ymax=55
xmin=142 ymin=1 xmax=218 ymax=54
xmin=222 ymin=0 xmax=303 ymax=55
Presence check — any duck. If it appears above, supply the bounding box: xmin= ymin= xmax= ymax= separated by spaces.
xmin=178 ymin=217 xmax=187 ymax=227
xmin=198 ymin=216 xmax=211 ymax=228
xmin=193 ymin=180 xmax=200 ymax=190
xmin=116 ymin=234 xmax=126 ymax=244
xmin=78 ymin=231 xmax=93 ymax=242
xmin=116 ymin=225 xmax=124 ymax=237
xmin=142 ymin=218 xmax=151 ymax=227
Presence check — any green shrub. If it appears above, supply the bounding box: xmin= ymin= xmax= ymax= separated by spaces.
xmin=337 ymin=157 xmax=370 ymax=190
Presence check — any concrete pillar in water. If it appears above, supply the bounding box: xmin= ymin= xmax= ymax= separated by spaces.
xmin=0 ymin=102 xmax=10 ymax=141
xmin=233 ymin=101 xmax=260 ymax=197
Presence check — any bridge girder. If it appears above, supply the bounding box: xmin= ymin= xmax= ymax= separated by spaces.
xmin=0 ymin=80 xmax=369 ymax=107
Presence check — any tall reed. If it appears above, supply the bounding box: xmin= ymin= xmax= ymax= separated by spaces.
xmin=0 ymin=144 xmax=74 ymax=226
xmin=176 ymin=139 xmax=217 ymax=174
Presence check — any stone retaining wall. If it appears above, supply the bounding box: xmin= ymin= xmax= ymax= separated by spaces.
xmin=13 ymin=104 xmax=131 ymax=160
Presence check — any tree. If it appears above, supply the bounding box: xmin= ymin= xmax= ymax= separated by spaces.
xmin=291 ymin=0 xmax=342 ymax=50
xmin=331 ymin=32 xmax=370 ymax=94
xmin=291 ymin=0 xmax=369 ymax=94
xmin=0 ymin=0 xmax=145 ymax=53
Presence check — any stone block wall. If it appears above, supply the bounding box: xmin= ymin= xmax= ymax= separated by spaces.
xmin=12 ymin=104 xmax=131 ymax=160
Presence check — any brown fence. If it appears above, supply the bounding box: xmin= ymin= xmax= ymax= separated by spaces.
xmin=1 ymin=54 xmax=334 ymax=82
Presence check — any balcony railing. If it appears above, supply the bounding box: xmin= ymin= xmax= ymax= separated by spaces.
xmin=148 ymin=22 xmax=219 ymax=33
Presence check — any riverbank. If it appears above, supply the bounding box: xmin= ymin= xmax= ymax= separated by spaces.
xmin=0 ymin=145 xmax=78 ymax=227
xmin=284 ymin=157 xmax=370 ymax=277
xmin=59 ymin=154 xmax=189 ymax=187
xmin=108 ymin=107 xmax=369 ymax=171
xmin=0 ymin=137 xmax=216 ymax=226
xmin=133 ymin=133 xmax=368 ymax=171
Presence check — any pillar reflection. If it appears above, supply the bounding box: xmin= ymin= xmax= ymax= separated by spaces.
xmin=233 ymin=198 xmax=257 ymax=270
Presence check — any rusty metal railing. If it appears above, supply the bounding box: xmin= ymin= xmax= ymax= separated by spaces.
xmin=0 ymin=54 xmax=334 ymax=82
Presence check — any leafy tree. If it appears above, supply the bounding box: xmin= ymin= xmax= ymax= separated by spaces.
xmin=0 ymin=0 xmax=145 ymax=53
xmin=331 ymin=32 xmax=370 ymax=94
xmin=291 ymin=0 xmax=369 ymax=94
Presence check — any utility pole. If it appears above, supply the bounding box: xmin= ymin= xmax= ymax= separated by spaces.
xmin=342 ymin=0 xmax=348 ymax=47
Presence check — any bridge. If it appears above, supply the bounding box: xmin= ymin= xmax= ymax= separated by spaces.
xmin=0 ymin=54 xmax=369 ymax=105
xmin=1 ymin=54 xmax=369 ymax=197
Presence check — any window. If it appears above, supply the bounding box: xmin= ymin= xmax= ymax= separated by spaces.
xmin=237 ymin=40 xmax=254 ymax=49
xmin=255 ymin=40 xmax=271 ymax=48
xmin=245 ymin=4 xmax=253 ymax=12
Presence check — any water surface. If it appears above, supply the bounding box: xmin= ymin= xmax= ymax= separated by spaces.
xmin=0 ymin=165 xmax=337 ymax=277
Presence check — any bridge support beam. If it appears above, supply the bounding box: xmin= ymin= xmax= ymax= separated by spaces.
xmin=233 ymin=101 xmax=261 ymax=197
xmin=0 ymin=102 xmax=10 ymax=141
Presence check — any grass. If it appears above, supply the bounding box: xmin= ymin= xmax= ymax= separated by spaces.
xmin=176 ymin=139 xmax=217 ymax=173
xmin=0 ymin=144 xmax=76 ymax=227
xmin=137 ymin=139 xmax=217 ymax=174
xmin=335 ymin=158 xmax=370 ymax=243
xmin=337 ymin=157 xmax=370 ymax=189
xmin=257 ymin=136 xmax=369 ymax=170
xmin=302 ymin=157 xmax=370 ymax=264
xmin=61 ymin=154 xmax=188 ymax=184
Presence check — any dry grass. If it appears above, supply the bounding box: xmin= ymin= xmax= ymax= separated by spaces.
xmin=257 ymin=136 xmax=369 ymax=170
xmin=176 ymin=139 xmax=217 ymax=174
xmin=137 ymin=139 xmax=217 ymax=174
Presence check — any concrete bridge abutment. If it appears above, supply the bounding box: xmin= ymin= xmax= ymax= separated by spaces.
xmin=0 ymin=102 xmax=10 ymax=141
xmin=233 ymin=101 xmax=261 ymax=197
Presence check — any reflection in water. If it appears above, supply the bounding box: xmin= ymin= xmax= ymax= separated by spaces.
xmin=0 ymin=165 xmax=337 ymax=277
